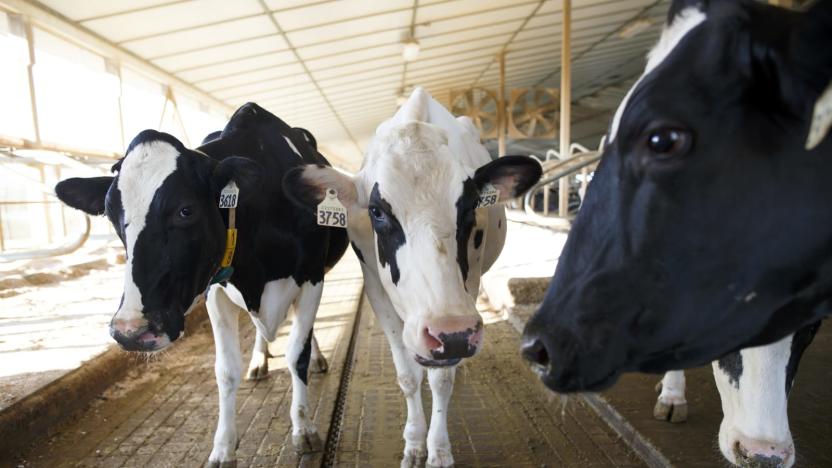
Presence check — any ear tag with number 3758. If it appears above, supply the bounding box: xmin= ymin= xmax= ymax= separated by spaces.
xmin=219 ymin=181 xmax=239 ymax=209
xmin=476 ymin=183 xmax=499 ymax=208
xmin=317 ymin=188 xmax=348 ymax=228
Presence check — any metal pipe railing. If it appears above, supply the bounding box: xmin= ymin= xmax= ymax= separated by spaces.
xmin=523 ymin=152 xmax=602 ymax=218
xmin=0 ymin=214 xmax=91 ymax=262
xmin=0 ymin=148 xmax=108 ymax=259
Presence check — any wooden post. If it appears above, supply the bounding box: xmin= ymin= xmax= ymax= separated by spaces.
xmin=558 ymin=0 xmax=571 ymax=217
xmin=497 ymin=50 xmax=507 ymax=157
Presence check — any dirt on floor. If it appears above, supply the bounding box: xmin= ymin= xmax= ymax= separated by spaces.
xmin=6 ymin=252 xmax=647 ymax=467
xmin=333 ymin=301 xmax=645 ymax=468
xmin=3 ymin=253 xmax=364 ymax=468
xmin=599 ymin=323 xmax=832 ymax=468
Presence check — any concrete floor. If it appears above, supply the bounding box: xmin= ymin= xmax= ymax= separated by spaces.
xmin=599 ymin=324 xmax=832 ymax=468
xmin=5 ymin=234 xmax=645 ymax=467
xmin=334 ymin=300 xmax=644 ymax=467
xmin=0 ymin=250 xmax=123 ymax=412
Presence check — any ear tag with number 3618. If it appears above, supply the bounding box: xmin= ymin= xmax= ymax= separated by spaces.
xmin=317 ymin=188 xmax=348 ymax=228
xmin=219 ymin=181 xmax=239 ymax=209
xmin=476 ymin=183 xmax=499 ymax=208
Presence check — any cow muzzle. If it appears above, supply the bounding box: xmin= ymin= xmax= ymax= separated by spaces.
xmin=521 ymin=325 xmax=623 ymax=393
xmin=414 ymin=315 xmax=483 ymax=367
xmin=110 ymin=317 xmax=171 ymax=352
xmin=729 ymin=435 xmax=794 ymax=468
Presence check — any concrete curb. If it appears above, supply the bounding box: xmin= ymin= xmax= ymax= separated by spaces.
xmin=580 ymin=393 xmax=673 ymax=468
xmin=501 ymin=289 xmax=673 ymax=468
xmin=0 ymin=305 xmax=207 ymax=460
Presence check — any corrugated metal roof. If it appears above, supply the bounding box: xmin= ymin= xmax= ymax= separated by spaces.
xmin=33 ymin=0 xmax=670 ymax=164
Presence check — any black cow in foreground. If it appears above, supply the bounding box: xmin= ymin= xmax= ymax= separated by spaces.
xmin=55 ymin=103 xmax=348 ymax=466
xmin=523 ymin=0 xmax=832 ymax=392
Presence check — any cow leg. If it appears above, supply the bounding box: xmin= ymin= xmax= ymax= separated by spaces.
xmin=426 ymin=367 xmax=456 ymax=468
xmin=368 ymin=300 xmax=427 ymax=467
xmin=654 ymin=370 xmax=688 ymax=423
xmin=206 ymin=285 xmax=243 ymax=467
xmin=286 ymin=280 xmax=324 ymax=453
xmin=308 ymin=334 xmax=328 ymax=373
xmin=246 ymin=333 xmax=273 ymax=381
xmin=246 ymin=278 xmax=301 ymax=381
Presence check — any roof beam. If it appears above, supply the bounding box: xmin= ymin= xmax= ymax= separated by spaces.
xmin=3 ymin=0 xmax=232 ymax=114
xmin=256 ymin=0 xmax=362 ymax=154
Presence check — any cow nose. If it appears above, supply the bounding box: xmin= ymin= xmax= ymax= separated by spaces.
xmin=422 ymin=316 xmax=483 ymax=360
xmin=733 ymin=436 xmax=793 ymax=468
xmin=110 ymin=317 xmax=150 ymax=349
xmin=521 ymin=337 xmax=550 ymax=369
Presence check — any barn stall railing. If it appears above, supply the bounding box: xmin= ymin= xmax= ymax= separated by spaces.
xmin=0 ymin=148 xmax=105 ymax=261
xmin=523 ymin=151 xmax=602 ymax=219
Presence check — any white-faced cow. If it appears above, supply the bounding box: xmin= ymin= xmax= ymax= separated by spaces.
xmin=654 ymin=322 xmax=820 ymax=468
xmin=54 ymin=103 xmax=348 ymax=466
xmin=283 ymin=87 xmax=541 ymax=467
xmin=522 ymin=0 xmax=832 ymax=392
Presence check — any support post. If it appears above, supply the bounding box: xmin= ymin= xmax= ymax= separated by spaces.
xmin=24 ymin=17 xmax=41 ymax=144
xmin=497 ymin=50 xmax=507 ymax=157
xmin=558 ymin=0 xmax=572 ymax=218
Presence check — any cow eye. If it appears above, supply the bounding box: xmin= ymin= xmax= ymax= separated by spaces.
xmin=369 ymin=206 xmax=385 ymax=221
xmin=646 ymin=128 xmax=689 ymax=157
xmin=179 ymin=207 xmax=193 ymax=218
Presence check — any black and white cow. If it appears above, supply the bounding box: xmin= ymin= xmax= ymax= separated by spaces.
xmin=284 ymin=88 xmax=541 ymax=467
xmin=522 ymin=0 xmax=832 ymax=392
xmin=655 ymin=322 xmax=820 ymax=467
xmin=54 ymin=103 xmax=348 ymax=466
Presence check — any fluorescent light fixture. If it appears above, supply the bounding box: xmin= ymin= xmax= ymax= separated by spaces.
xmin=618 ymin=18 xmax=652 ymax=39
xmin=402 ymin=39 xmax=420 ymax=62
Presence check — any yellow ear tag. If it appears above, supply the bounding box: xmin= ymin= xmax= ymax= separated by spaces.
xmin=806 ymin=81 xmax=832 ymax=150
xmin=317 ymin=188 xmax=348 ymax=228
xmin=220 ymin=228 xmax=237 ymax=267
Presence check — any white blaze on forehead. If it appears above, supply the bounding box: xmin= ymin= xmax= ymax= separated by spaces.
xmin=115 ymin=140 xmax=180 ymax=321
xmin=608 ymin=7 xmax=706 ymax=142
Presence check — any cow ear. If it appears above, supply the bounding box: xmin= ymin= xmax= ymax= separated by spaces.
xmin=212 ymin=157 xmax=263 ymax=199
xmin=283 ymin=164 xmax=358 ymax=210
xmin=292 ymin=127 xmax=317 ymax=149
xmin=55 ymin=176 xmax=114 ymax=215
xmin=474 ymin=156 xmax=542 ymax=200
xmin=667 ymin=0 xmax=706 ymax=22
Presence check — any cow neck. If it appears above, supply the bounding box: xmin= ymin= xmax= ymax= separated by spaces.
xmin=193 ymin=149 xmax=239 ymax=288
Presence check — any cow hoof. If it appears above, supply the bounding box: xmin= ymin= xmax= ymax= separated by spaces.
xmin=246 ymin=359 xmax=269 ymax=381
xmin=309 ymin=355 xmax=328 ymax=374
xmin=205 ymin=460 xmax=237 ymax=468
xmin=401 ymin=447 xmax=427 ymax=467
xmin=292 ymin=430 xmax=323 ymax=453
xmin=426 ymin=448 xmax=454 ymax=468
xmin=653 ymin=400 xmax=688 ymax=423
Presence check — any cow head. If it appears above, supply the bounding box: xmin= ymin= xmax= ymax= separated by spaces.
xmin=284 ymin=88 xmax=540 ymax=367
xmin=56 ymin=128 xmax=261 ymax=352
xmin=712 ymin=322 xmax=819 ymax=468
xmin=522 ymin=0 xmax=832 ymax=392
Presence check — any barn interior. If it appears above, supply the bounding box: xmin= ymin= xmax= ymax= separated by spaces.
xmin=0 ymin=1 xmax=828 ymax=467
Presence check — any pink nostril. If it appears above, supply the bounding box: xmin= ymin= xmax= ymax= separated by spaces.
xmin=423 ymin=327 xmax=443 ymax=351
xmin=468 ymin=328 xmax=483 ymax=348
